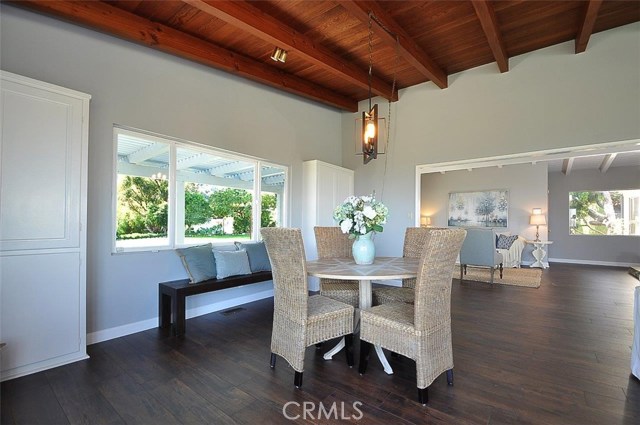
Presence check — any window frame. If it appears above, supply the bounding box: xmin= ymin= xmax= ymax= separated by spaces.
xmin=112 ymin=126 xmax=289 ymax=253
xmin=568 ymin=188 xmax=640 ymax=237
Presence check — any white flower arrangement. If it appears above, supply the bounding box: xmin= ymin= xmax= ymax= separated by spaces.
xmin=333 ymin=195 xmax=388 ymax=237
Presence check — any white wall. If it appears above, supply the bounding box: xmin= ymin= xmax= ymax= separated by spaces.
xmin=548 ymin=166 xmax=640 ymax=265
xmin=342 ymin=23 xmax=640 ymax=258
xmin=421 ymin=163 xmax=549 ymax=263
xmin=0 ymin=6 xmax=343 ymax=341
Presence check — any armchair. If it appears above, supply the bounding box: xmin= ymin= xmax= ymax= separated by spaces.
xmin=459 ymin=228 xmax=503 ymax=284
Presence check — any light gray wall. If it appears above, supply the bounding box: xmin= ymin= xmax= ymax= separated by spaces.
xmin=548 ymin=166 xmax=640 ymax=265
xmin=341 ymin=23 xmax=640 ymax=258
xmin=1 ymin=6 xmax=343 ymax=340
xmin=421 ymin=163 xmax=549 ymax=263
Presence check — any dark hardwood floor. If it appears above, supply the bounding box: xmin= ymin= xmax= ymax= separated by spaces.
xmin=2 ymin=263 xmax=639 ymax=424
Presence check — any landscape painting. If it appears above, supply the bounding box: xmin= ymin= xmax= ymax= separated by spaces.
xmin=448 ymin=190 xmax=509 ymax=228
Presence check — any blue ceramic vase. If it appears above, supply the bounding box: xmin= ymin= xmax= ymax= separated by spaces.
xmin=352 ymin=232 xmax=375 ymax=265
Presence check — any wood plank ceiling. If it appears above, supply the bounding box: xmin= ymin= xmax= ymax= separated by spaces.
xmin=9 ymin=1 xmax=640 ymax=112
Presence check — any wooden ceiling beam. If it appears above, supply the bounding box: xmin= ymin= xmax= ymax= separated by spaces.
xmin=340 ymin=0 xmax=448 ymax=89
xmin=11 ymin=0 xmax=358 ymax=111
xmin=184 ymin=0 xmax=397 ymax=101
xmin=471 ymin=0 xmax=509 ymax=73
xmin=575 ymin=0 xmax=603 ymax=53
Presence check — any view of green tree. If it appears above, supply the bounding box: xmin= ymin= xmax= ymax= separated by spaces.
xmin=117 ymin=178 xmax=280 ymax=240
xmin=184 ymin=183 xmax=212 ymax=231
xmin=210 ymin=188 xmax=252 ymax=234
xmin=261 ymin=193 xmax=277 ymax=228
xmin=570 ymin=191 xmax=622 ymax=235
xmin=117 ymin=176 xmax=168 ymax=236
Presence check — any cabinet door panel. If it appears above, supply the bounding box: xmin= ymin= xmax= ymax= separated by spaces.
xmin=0 ymin=252 xmax=81 ymax=373
xmin=0 ymin=82 xmax=82 ymax=251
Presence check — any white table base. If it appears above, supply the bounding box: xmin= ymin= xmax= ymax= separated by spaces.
xmin=528 ymin=241 xmax=552 ymax=268
xmin=322 ymin=279 xmax=394 ymax=375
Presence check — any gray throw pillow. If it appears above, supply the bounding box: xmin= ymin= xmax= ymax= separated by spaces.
xmin=213 ymin=249 xmax=252 ymax=279
xmin=234 ymin=241 xmax=271 ymax=272
xmin=175 ymin=243 xmax=216 ymax=283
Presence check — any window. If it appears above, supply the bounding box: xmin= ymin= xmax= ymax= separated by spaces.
xmin=114 ymin=127 xmax=288 ymax=252
xmin=569 ymin=190 xmax=640 ymax=236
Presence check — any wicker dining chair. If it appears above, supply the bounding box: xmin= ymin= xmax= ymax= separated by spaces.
xmin=372 ymin=227 xmax=431 ymax=305
xmin=314 ymin=227 xmax=359 ymax=308
xmin=261 ymin=227 xmax=355 ymax=388
xmin=358 ymin=228 xmax=467 ymax=405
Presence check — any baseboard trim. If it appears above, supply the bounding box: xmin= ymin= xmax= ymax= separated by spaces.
xmin=87 ymin=289 xmax=274 ymax=345
xmin=1 ymin=353 xmax=89 ymax=382
xmin=548 ymin=257 xmax=636 ymax=268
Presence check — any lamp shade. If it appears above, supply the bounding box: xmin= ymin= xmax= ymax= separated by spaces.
xmin=530 ymin=214 xmax=546 ymax=225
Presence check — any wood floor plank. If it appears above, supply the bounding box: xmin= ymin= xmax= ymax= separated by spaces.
xmin=1 ymin=263 xmax=639 ymax=424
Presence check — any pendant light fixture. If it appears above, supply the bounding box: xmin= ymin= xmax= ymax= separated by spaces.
xmin=362 ymin=14 xmax=378 ymax=164
xmin=360 ymin=13 xmax=399 ymax=165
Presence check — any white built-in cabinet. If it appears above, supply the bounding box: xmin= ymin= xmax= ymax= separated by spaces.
xmin=0 ymin=71 xmax=90 ymax=381
xmin=302 ymin=160 xmax=354 ymax=289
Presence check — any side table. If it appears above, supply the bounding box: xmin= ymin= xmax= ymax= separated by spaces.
xmin=526 ymin=240 xmax=553 ymax=268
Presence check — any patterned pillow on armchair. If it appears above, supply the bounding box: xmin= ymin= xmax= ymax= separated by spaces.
xmin=496 ymin=234 xmax=519 ymax=250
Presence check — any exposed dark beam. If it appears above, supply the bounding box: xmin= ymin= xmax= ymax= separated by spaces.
xmin=576 ymin=0 xmax=604 ymax=53
xmin=185 ymin=0 xmax=397 ymax=101
xmin=11 ymin=0 xmax=358 ymax=111
xmin=340 ymin=0 xmax=448 ymax=89
xmin=471 ymin=0 xmax=509 ymax=73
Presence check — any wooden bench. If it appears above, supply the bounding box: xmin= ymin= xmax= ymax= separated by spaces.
xmin=159 ymin=271 xmax=273 ymax=336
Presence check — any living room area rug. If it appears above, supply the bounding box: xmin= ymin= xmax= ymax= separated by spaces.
xmin=453 ymin=266 xmax=542 ymax=288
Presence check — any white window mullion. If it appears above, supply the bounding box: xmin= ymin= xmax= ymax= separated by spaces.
xmin=168 ymin=143 xmax=177 ymax=248
xmin=254 ymin=162 xmax=262 ymax=240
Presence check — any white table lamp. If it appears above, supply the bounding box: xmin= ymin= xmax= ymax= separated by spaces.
xmin=530 ymin=211 xmax=546 ymax=242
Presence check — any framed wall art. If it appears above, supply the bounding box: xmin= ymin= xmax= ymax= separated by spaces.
xmin=448 ymin=190 xmax=509 ymax=228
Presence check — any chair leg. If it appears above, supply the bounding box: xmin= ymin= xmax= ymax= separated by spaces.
xmin=418 ymin=387 xmax=429 ymax=405
xmin=459 ymin=264 xmax=464 ymax=280
xmin=345 ymin=334 xmax=354 ymax=368
xmin=446 ymin=369 xmax=454 ymax=386
xmin=294 ymin=371 xmax=303 ymax=388
xmin=358 ymin=340 xmax=372 ymax=375
xmin=270 ymin=353 xmax=276 ymax=369
xmin=499 ymin=263 xmax=503 ymax=279
xmin=490 ymin=267 xmax=495 ymax=284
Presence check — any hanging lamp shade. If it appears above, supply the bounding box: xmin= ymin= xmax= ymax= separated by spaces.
xmin=362 ymin=104 xmax=378 ymax=164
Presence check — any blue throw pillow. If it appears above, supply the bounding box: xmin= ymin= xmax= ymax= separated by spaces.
xmin=497 ymin=234 xmax=518 ymax=250
xmin=175 ymin=243 xmax=216 ymax=283
xmin=235 ymin=241 xmax=271 ymax=272
xmin=213 ymin=249 xmax=252 ymax=279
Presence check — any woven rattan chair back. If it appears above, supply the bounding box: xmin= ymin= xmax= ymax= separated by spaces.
xmin=261 ymin=227 xmax=308 ymax=323
xmin=401 ymin=227 xmax=432 ymax=289
xmin=314 ymin=227 xmax=354 ymax=259
xmin=413 ymin=228 xmax=467 ymax=331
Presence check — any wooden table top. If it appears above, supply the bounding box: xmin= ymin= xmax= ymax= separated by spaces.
xmin=306 ymin=256 xmax=419 ymax=280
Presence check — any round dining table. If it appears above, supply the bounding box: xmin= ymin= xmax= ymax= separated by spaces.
xmin=306 ymin=256 xmax=419 ymax=374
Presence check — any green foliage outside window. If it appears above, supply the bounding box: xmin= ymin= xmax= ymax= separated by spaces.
xmin=117 ymin=177 xmax=278 ymax=239
xmin=569 ymin=190 xmax=639 ymax=236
